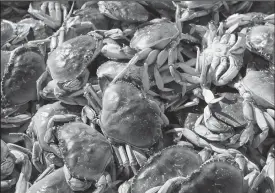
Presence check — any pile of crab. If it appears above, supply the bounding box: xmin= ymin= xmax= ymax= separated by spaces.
xmin=1 ymin=1 xmax=274 ymax=193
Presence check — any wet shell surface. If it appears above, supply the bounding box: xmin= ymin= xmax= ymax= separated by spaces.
xmin=100 ymin=81 xmax=163 ymax=149
xmin=58 ymin=122 xmax=112 ymax=181
xmin=131 ymin=146 xmax=203 ymax=193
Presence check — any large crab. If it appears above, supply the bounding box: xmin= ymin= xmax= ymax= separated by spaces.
xmin=1 ymin=44 xmax=46 ymax=132
xmin=37 ymin=32 xmax=103 ymax=106
xmin=230 ymin=67 xmax=274 ymax=148
xmin=43 ymin=121 xmax=115 ymax=192
xmin=26 ymin=101 xmax=82 ymax=173
xmin=144 ymin=148 xmax=262 ymax=193
xmin=83 ymin=80 xmax=169 ymax=175
xmin=130 ymin=145 xmax=203 ymax=193
xmin=225 ymin=12 xmax=275 ymax=68
xmin=1 ymin=140 xmax=32 ymax=193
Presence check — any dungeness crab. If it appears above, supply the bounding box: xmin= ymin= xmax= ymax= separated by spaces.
xmin=37 ymin=32 xmax=103 ymax=106
xmin=44 ymin=121 xmax=115 ymax=192
xmin=84 ymin=80 xmax=169 ymax=175
xmin=27 ymin=101 xmax=82 ymax=172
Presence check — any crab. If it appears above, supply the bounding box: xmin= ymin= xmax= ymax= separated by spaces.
xmin=1 ymin=140 xmax=32 ymax=193
xmin=26 ymin=101 xmax=82 ymax=173
xmin=1 ymin=44 xmax=46 ymax=131
xmin=28 ymin=1 xmax=69 ymax=30
xmin=136 ymin=155 xmax=244 ymax=193
xmin=230 ymin=67 xmax=274 ymax=148
xmin=1 ymin=19 xmax=32 ymax=49
xmin=126 ymin=145 xmax=203 ymax=193
xmin=37 ymin=32 xmax=103 ymax=106
xmin=43 ymin=121 xmax=115 ymax=192
xmin=98 ymin=1 xmax=149 ymax=23
xmin=176 ymin=1 xmax=253 ymax=23
xmin=83 ymin=80 xmax=169 ymax=176
xmin=189 ymin=21 xmax=247 ymax=98
xmin=101 ymin=9 xmax=200 ymax=98
xmin=225 ymin=12 xmax=275 ymax=66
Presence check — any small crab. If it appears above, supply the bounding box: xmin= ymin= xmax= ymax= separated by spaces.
xmin=98 ymin=1 xmax=149 ymax=23
xmin=1 ymin=140 xmax=32 ymax=193
xmin=1 ymin=19 xmax=32 ymax=49
xmin=142 ymin=156 xmax=244 ymax=193
xmin=176 ymin=1 xmax=253 ymax=23
xmin=130 ymin=145 xmax=203 ymax=193
xmin=37 ymin=32 xmax=103 ymax=106
xmin=225 ymin=12 xmax=275 ymax=65
xmin=230 ymin=67 xmax=274 ymax=148
xmin=26 ymin=101 xmax=82 ymax=173
xmin=44 ymin=122 xmax=115 ymax=192
xmin=84 ymin=80 xmax=169 ymax=175
xmin=28 ymin=1 xmax=69 ymax=30
xmin=190 ymin=21 xmax=247 ymax=96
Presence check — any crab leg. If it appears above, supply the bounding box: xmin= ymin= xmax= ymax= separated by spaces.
xmin=179 ymin=9 xmax=212 ymax=22
xmin=125 ymin=145 xmax=138 ymax=175
xmin=36 ymin=70 xmax=50 ymax=102
xmin=32 ymin=141 xmax=46 ymax=173
xmin=263 ymin=112 xmax=275 ymax=135
xmin=252 ymin=106 xmax=270 ymax=148
xmin=84 ymin=83 xmax=102 ymax=114
xmin=8 ymin=133 xmax=33 ymax=152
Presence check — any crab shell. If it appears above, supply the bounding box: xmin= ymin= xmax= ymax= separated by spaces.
xmin=26 ymin=167 xmax=74 ymax=193
xmin=177 ymin=158 xmax=243 ymax=193
xmin=100 ymin=81 xmax=163 ymax=149
xmin=98 ymin=1 xmax=149 ymax=23
xmin=57 ymin=122 xmax=112 ymax=181
xmin=242 ymin=70 xmax=274 ymax=109
xmin=1 ymin=45 xmax=46 ymax=107
xmin=246 ymin=25 xmax=274 ymax=64
xmin=47 ymin=35 xmax=102 ymax=82
xmin=28 ymin=102 xmax=82 ymax=154
xmin=131 ymin=145 xmax=203 ymax=193
xmin=1 ymin=20 xmax=15 ymax=47
xmin=207 ymin=93 xmax=246 ymax=132
xmin=130 ymin=20 xmax=179 ymax=50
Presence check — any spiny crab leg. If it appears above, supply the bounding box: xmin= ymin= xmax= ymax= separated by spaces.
xmin=31 ymin=141 xmax=46 ymax=173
